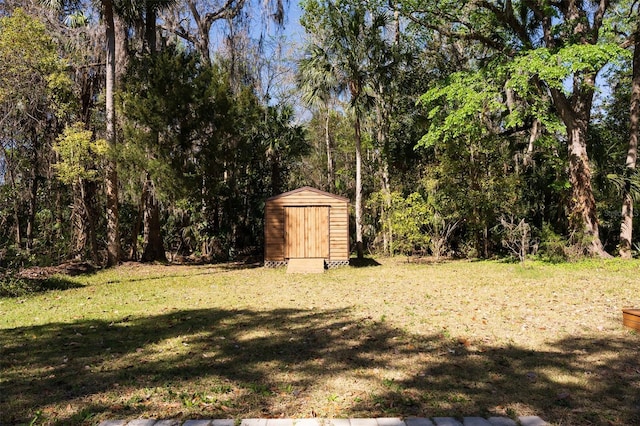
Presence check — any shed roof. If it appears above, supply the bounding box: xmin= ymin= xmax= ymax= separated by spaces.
xmin=266 ymin=186 xmax=350 ymax=203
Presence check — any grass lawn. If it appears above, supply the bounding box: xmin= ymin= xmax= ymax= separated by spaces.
xmin=1 ymin=258 xmax=639 ymax=425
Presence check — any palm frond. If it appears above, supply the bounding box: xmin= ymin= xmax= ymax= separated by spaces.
xmin=607 ymin=172 xmax=640 ymax=202
xmin=64 ymin=11 xmax=88 ymax=28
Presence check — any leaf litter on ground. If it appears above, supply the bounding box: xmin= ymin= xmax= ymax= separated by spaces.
xmin=1 ymin=258 xmax=639 ymax=425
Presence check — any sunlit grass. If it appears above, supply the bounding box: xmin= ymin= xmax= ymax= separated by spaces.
xmin=1 ymin=258 xmax=639 ymax=425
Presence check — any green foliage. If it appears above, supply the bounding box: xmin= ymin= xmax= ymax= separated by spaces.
xmin=119 ymin=47 xmax=219 ymax=200
xmin=417 ymin=70 xmax=506 ymax=148
xmin=387 ymin=191 xmax=432 ymax=255
xmin=53 ymin=123 xmax=107 ymax=184
xmin=587 ymin=49 xmax=639 ymax=251
xmin=0 ymin=9 xmax=71 ymax=119
xmin=0 ymin=8 xmax=73 ymax=120
xmin=297 ymin=44 xmax=340 ymax=109
xmin=290 ymin=109 xmax=355 ymax=192
xmin=508 ymin=44 xmax=629 ymax=94
xmin=300 ymin=0 xmax=390 ymax=110
xmin=0 ymin=8 xmax=76 ymax=267
xmin=411 ymin=18 xmax=633 ymax=258
xmin=118 ymin=47 xmax=308 ymax=257
xmin=399 ymin=0 xmax=637 ymax=257
xmin=370 ymin=188 xmax=459 ymax=258
xmin=416 ymin=66 xmax=525 ymax=256
xmin=0 ymin=0 xmax=637 ymax=267
xmin=537 ymin=223 xmax=570 ymax=263
xmin=46 ymin=71 xmax=76 ymax=118
xmin=0 ymin=9 xmax=61 ymax=102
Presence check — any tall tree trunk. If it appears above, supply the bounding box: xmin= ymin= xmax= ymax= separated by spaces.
xmin=104 ymin=0 xmax=120 ymax=266
xmin=85 ymin=180 xmax=99 ymax=264
xmin=376 ymin=96 xmax=392 ymax=256
xmin=129 ymin=190 xmax=144 ymax=261
xmin=114 ymin=15 xmax=129 ymax=82
xmin=566 ymin=120 xmax=607 ymax=255
xmin=619 ymin=20 xmax=640 ymax=258
xmin=25 ymin=176 xmax=38 ymax=253
xmin=141 ymin=176 xmax=167 ymax=262
xmin=325 ymin=105 xmax=334 ymax=192
xmin=145 ymin=7 xmax=157 ymax=54
xmin=550 ymin=82 xmax=608 ymax=257
xmin=355 ymin=111 xmax=364 ymax=259
xmin=71 ymin=180 xmax=87 ymax=259
xmin=139 ymin=9 xmax=166 ymax=263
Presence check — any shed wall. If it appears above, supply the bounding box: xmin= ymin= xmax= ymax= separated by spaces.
xmin=265 ymin=189 xmax=349 ymax=262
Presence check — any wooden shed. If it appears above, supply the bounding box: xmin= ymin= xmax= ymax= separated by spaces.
xmin=264 ymin=186 xmax=350 ymax=268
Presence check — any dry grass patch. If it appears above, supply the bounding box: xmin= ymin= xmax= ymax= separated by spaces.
xmin=1 ymin=259 xmax=639 ymax=425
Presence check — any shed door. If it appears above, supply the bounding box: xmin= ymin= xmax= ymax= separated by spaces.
xmin=285 ymin=206 xmax=329 ymax=258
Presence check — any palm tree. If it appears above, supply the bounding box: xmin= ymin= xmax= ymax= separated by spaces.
xmin=300 ymin=0 xmax=388 ymax=259
xmin=297 ymin=45 xmax=341 ymax=192
xmin=103 ymin=0 xmax=120 ymax=266
xmin=619 ymin=10 xmax=640 ymax=258
xmin=43 ymin=0 xmax=120 ymax=265
xmin=45 ymin=0 xmax=180 ymax=265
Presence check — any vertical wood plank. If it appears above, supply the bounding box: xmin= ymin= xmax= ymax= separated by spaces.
xmin=284 ymin=206 xmax=329 ymax=258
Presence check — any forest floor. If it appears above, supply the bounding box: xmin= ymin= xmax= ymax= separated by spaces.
xmin=16 ymin=261 xmax=98 ymax=279
xmin=1 ymin=258 xmax=639 ymax=425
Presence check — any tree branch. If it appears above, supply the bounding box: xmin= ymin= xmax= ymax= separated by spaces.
xmin=161 ymin=23 xmax=198 ymax=46
xmin=403 ymin=11 xmax=509 ymax=53
xmin=203 ymin=0 xmax=246 ymax=26
xmin=591 ymin=0 xmax=610 ymax=44
xmin=475 ymin=0 xmax=532 ymax=48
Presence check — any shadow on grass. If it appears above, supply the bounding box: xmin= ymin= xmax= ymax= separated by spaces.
xmin=1 ymin=307 xmax=639 ymax=425
xmin=1 ymin=261 xmax=98 ymax=297
xmin=349 ymin=258 xmax=382 ymax=267
xmin=0 ymin=276 xmax=85 ymax=298
xmin=216 ymin=261 xmax=263 ymax=271
xmin=104 ymin=262 xmax=261 ymax=286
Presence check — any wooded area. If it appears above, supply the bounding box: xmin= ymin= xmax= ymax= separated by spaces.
xmin=0 ymin=0 xmax=639 ymax=274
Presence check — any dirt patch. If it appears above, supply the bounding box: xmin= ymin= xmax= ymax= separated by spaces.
xmin=16 ymin=261 xmax=97 ymax=280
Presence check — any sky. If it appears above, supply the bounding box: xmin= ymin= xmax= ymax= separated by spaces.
xmin=282 ymin=0 xmax=305 ymax=44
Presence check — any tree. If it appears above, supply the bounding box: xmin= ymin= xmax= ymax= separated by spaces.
xmin=161 ymin=0 xmax=247 ymax=64
xmin=135 ymin=0 xmax=181 ymax=262
xmin=43 ymin=0 xmax=121 ymax=265
xmin=619 ymin=6 xmax=640 ymax=258
xmin=53 ymin=123 xmax=107 ymax=262
xmin=368 ymin=9 xmax=404 ymax=256
xmin=297 ymin=45 xmax=340 ymax=192
xmin=0 ymin=9 xmax=70 ymax=253
xmin=161 ymin=0 xmax=285 ymax=68
xmin=301 ymin=0 xmax=390 ymax=258
xmin=418 ymin=68 xmax=527 ymax=256
xmin=119 ymin=48 xmax=212 ymax=261
xmin=262 ymin=104 xmax=309 ymax=196
xmin=400 ymin=0 xmax=628 ymax=257
xmin=103 ymin=0 xmax=120 ymax=266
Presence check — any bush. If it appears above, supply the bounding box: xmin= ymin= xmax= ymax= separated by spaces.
xmin=496 ymin=217 xmax=534 ymax=264
xmin=0 ymin=274 xmax=34 ymax=297
xmin=537 ymin=224 xmax=567 ymax=262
